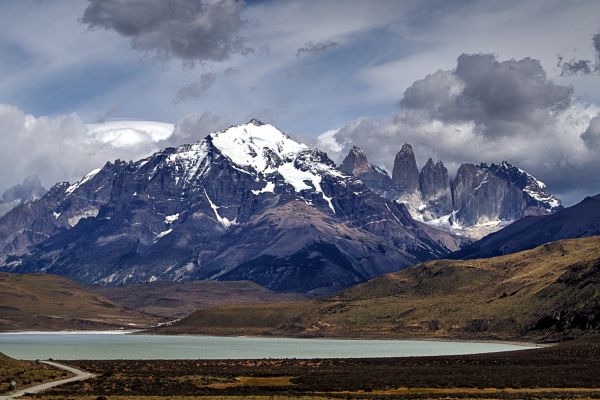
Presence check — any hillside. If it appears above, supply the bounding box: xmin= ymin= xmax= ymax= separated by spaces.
xmin=94 ymin=280 xmax=306 ymax=318
xmin=0 ymin=272 xmax=157 ymax=331
xmin=453 ymin=194 xmax=600 ymax=259
xmin=156 ymin=236 xmax=600 ymax=341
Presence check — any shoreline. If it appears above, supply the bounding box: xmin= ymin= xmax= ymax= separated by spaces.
xmin=0 ymin=329 xmax=546 ymax=348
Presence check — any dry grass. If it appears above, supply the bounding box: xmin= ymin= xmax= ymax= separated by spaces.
xmin=0 ymin=272 xmax=157 ymax=331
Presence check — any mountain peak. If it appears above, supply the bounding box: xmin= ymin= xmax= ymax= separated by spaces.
xmin=247 ymin=118 xmax=266 ymax=126
xmin=392 ymin=143 xmax=419 ymax=193
xmin=340 ymin=145 xmax=371 ymax=176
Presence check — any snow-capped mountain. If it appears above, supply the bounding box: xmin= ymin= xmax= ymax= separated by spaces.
xmin=0 ymin=120 xmax=459 ymax=293
xmin=340 ymin=145 xmax=562 ymax=239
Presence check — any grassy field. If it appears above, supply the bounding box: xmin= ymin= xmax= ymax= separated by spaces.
xmin=0 ymin=352 xmax=72 ymax=395
xmin=154 ymin=236 xmax=600 ymax=341
xmin=0 ymin=272 xmax=158 ymax=331
xmin=25 ymin=337 xmax=600 ymax=399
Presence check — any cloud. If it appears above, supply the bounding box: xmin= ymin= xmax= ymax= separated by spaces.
xmin=167 ymin=112 xmax=231 ymax=146
xmin=296 ymin=40 xmax=338 ymax=57
xmin=318 ymin=54 xmax=600 ymax=205
xmin=559 ymin=32 xmax=600 ymax=76
xmin=401 ymin=53 xmax=573 ymax=137
xmin=0 ymin=103 xmax=231 ymax=193
xmin=581 ymin=113 xmax=600 ymax=149
xmin=81 ymin=0 xmax=251 ymax=64
xmin=173 ymin=72 xmax=218 ymax=103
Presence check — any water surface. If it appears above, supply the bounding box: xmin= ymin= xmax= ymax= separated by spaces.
xmin=0 ymin=332 xmax=534 ymax=360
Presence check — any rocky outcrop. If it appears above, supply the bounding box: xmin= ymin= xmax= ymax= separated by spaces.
xmin=0 ymin=120 xmax=459 ymax=293
xmin=392 ymin=144 xmax=419 ymax=194
xmin=419 ymin=159 xmax=453 ymax=217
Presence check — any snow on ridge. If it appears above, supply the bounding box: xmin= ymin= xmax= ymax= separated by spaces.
xmin=66 ymin=167 xmax=102 ymax=195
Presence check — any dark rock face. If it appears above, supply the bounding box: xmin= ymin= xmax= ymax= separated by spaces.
xmin=0 ymin=121 xmax=459 ymax=293
xmin=340 ymin=146 xmax=393 ymax=196
xmin=452 ymin=194 xmax=600 ymax=259
xmin=0 ymin=175 xmax=47 ymax=217
xmin=452 ymin=163 xmax=525 ymax=226
xmin=392 ymin=144 xmax=419 ymax=194
xmin=419 ymin=159 xmax=452 ymax=216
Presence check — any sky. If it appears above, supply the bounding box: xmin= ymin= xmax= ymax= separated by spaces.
xmin=1 ymin=0 xmax=600 ymax=205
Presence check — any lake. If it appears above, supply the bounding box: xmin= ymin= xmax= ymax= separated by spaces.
xmin=0 ymin=332 xmax=535 ymax=360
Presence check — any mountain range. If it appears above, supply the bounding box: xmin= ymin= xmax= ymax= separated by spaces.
xmin=0 ymin=120 xmax=459 ymax=294
xmin=340 ymin=145 xmax=562 ymax=239
xmin=0 ymin=119 xmax=592 ymax=295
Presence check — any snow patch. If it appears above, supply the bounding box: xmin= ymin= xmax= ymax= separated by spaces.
xmin=251 ymin=181 xmax=275 ymax=195
xmin=66 ymin=168 xmax=102 ymax=195
xmin=67 ymin=207 xmax=99 ymax=227
xmin=165 ymin=213 xmax=180 ymax=224
xmin=204 ymin=189 xmax=237 ymax=228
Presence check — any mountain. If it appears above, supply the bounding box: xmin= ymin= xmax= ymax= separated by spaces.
xmin=453 ymin=194 xmax=600 ymax=259
xmin=0 ymin=175 xmax=46 ymax=217
xmin=0 ymin=120 xmax=459 ymax=293
xmin=94 ymin=280 xmax=306 ymax=318
xmin=155 ymin=236 xmax=600 ymax=341
xmin=340 ymin=146 xmax=562 ymax=239
xmin=0 ymin=272 xmax=155 ymax=331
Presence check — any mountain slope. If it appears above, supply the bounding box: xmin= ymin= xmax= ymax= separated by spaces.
xmin=0 ymin=120 xmax=459 ymax=293
xmin=0 ymin=272 xmax=156 ymax=331
xmin=156 ymin=236 xmax=600 ymax=340
xmin=453 ymin=194 xmax=600 ymax=259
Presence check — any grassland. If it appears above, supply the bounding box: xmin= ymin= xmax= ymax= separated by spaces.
xmin=0 ymin=352 xmax=73 ymax=395
xmin=154 ymin=236 xmax=600 ymax=341
xmin=0 ymin=272 xmax=158 ymax=331
xmin=24 ymin=337 xmax=600 ymax=399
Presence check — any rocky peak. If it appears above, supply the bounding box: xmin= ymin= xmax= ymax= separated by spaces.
xmin=392 ymin=143 xmax=419 ymax=194
xmin=340 ymin=146 xmax=372 ymax=176
xmin=419 ymin=159 xmax=452 ymax=216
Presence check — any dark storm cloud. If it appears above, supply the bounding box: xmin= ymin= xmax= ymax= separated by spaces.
xmin=296 ymin=40 xmax=338 ymax=57
xmin=173 ymin=72 xmax=217 ymax=103
xmin=401 ymin=53 xmax=573 ymax=136
xmin=81 ymin=0 xmax=251 ymax=64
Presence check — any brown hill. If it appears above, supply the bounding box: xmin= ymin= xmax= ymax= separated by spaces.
xmin=94 ymin=280 xmax=306 ymax=318
xmin=156 ymin=236 xmax=600 ymax=341
xmin=0 ymin=272 xmax=157 ymax=331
